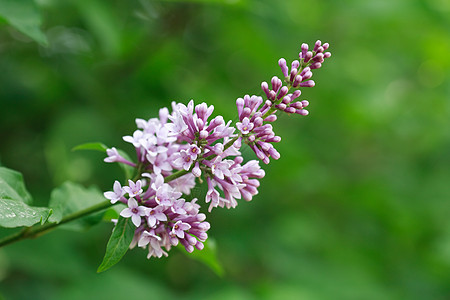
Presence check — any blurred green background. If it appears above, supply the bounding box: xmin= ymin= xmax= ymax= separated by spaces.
xmin=0 ymin=0 xmax=449 ymax=299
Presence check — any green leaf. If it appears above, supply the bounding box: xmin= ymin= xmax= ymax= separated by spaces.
xmin=0 ymin=198 xmax=51 ymax=227
xmin=72 ymin=142 xmax=135 ymax=180
xmin=116 ymin=149 xmax=135 ymax=180
xmin=182 ymin=238 xmax=224 ymax=277
xmin=97 ymin=216 xmax=135 ymax=273
xmin=0 ymin=167 xmax=33 ymax=204
xmin=72 ymin=142 xmax=108 ymax=152
xmin=48 ymin=182 xmax=107 ymax=230
xmin=0 ymin=0 xmax=48 ymax=46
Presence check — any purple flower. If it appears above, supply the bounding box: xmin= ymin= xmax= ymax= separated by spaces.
xmin=146 ymin=206 xmax=167 ymax=227
xmin=138 ymin=231 xmax=168 ymax=258
xmin=123 ymin=179 xmax=143 ymax=198
xmin=120 ymin=198 xmax=147 ymax=227
xmin=171 ymin=221 xmax=191 ymax=239
xmin=103 ymin=180 xmax=125 ymax=204
xmin=173 ymin=150 xmax=193 ymax=171
xmin=236 ymin=117 xmax=254 ymax=135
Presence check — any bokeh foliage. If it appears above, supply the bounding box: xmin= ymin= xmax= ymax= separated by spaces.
xmin=0 ymin=0 xmax=449 ymax=299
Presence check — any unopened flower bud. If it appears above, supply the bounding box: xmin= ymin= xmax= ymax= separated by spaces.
xmin=277 ymin=86 xmax=289 ymax=99
xmin=271 ymin=76 xmax=282 ymax=93
xmin=261 ymin=82 xmax=271 ymax=98
xmin=276 ymin=103 xmax=287 ymax=110
xmin=300 ymin=80 xmax=315 ymax=87
xmin=313 ymin=53 xmax=324 ymax=63
xmin=310 ymin=62 xmax=322 ymax=69
xmin=305 ymin=51 xmax=313 ymax=63
xmin=199 ymin=130 xmax=209 ymax=139
xmin=324 ymin=52 xmax=331 ymax=58
xmin=290 ymin=68 xmax=298 ymax=82
xmin=293 ymin=74 xmax=303 ymax=87
xmin=291 ymin=60 xmax=300 ymax=69
xmin=285 ymin=107 xmax=296 ymax=114
xmin=282 ymin=95 xmax=291 ymax=104
xmin=278 ymin=58 xmax=289 ymax=77
xmin=296 ymin=109 xmax=309 ymax=116
xmin=254 ymin=117 xmax=263 ymax=127
xmin=314 ymin=40 xmax=322 ymax=52
xmin=323 ymin=42 xmax=329 ymax=50
xmin=264 ymin=115 xmax=277 ymax=122
xmin=301 ymin=100 xmax=310 ymax=107
xmin=300 ymin=43 xmax=308 ymax=58
xmin=290 ymin=101 xmax=303 ymax=109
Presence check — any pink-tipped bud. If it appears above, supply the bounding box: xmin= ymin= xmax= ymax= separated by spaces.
xmin=271 ymin=76 xmax=282 ymax=93
xmin=196 ymin=118 xmax=204 ymax=130
xmin=290 ymin=68 xmax=298 ymax=82
xmin=234 ymin=156 xmax=244 ymax=164
xmin=313 ymin=53 xmax=324 ymax=63
xmin=301 ymin=70 xmax=313 ymax=80
xmin=261 ymin=82 xmax=270 ymax=98
xmin=316 ymin=46 xmax=324 ymax=53
xmin=268 ymin=147 xmax=281 ymax=160
xmin=269 ymin=90 xmax=277 ymax=101
xmin=242 ymin=107 xmax=252 ymax=119
xmin=264 ymin=114 xmax=277 ymax=122
xmin=248 ymin=135 xmax=256 ymax=142
xmin=282 ymin=95 xmax=291 ymax=104
xmin=310 ymin=62 xmax=322 ymax=69
xmin=290 ymin=101 xmax=303 ymax=109
xmin=300 ymin=43 xmax=308 ymax=58
xmin=236 ymin=97 xmax=245 ymax=119
xmin=278 ymin=58 xmax=289 ymax=77
xmin=277 ymin=86 xmax=289 ymax=99
xmin=276 ymin=103 xmax=287 ymax=110
xmin=301 ymin=100 xmax=309 ymax=107
xmin=314 ymin=40 xmax=322 ymax=52
xmin=324 ymin=52 xmax=331 ymax=58
xmin=300 ymin=80 xmax=315 ymax=87
xmin=195 ymin=241 xmax=204 ymax=251
xmin=291 ymin=90 xmax=301 ymax=100
xmin=291 ymin=60 xmax=300 ymax=69
xmin=285 ymin=107 xmax=296 ymax=114
xmin=305 ymin=51 xmax=313 ymax=63
xmin=254 ymin=117 xmax=263 ymax=127
xmin=296 ymin=109 xmax=309 ymax=116
xmin=323 ymin=43 xmax=329 ymax=50
xmin=199 ymin=130 xmax=209 ymax=139
xmin=293 ymin=74 xmax=303 ymax=87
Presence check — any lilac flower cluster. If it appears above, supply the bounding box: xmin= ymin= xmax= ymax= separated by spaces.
xmin=103 ymin=40 xmax=331 ymax=259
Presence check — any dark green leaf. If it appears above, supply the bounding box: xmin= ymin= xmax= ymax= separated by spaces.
xmin=0 ymin=198 xmax=51 ymax=228
xmin=0 ymin=0 xmax=48 ymax=46
xmin=97 ymin=216 xmax=135 ymax=273
xmin=72 ymin=142 xmax=108 ymax=152
xmin=48 ymin=182 xmax=107 ymax=231
xmin=0 ymin=167 xmax=33 ymax=204
xmin=182 ymin=238 xmax=224 ymax=277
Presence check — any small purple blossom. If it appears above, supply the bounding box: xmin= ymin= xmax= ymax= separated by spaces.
xmin=123 ymin=179 xmax=143 ymax=198
xmin=236 ymin=117 xmax=254 ymax=135
xmin=103 ymin=180 xmax=125 ymax=204
xmin=120 ymin=198 xmax=147 ymax=227
xmin=171 ymin=221 xmax=191 ymax=239
xmin=146 ymin=206 xmax=167 ymax=227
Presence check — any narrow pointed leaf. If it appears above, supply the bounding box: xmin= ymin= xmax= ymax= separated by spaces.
xmin=0 ymin=198 xmax=51 ymax=227
xmin=97 ymin=216 xmax=135 ymax=273
xmin=72 ymin=142 xmax=108 ymax=152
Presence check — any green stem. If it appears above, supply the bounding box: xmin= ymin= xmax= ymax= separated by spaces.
xmin=0 ymin=200 xmax=114 ymax=248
